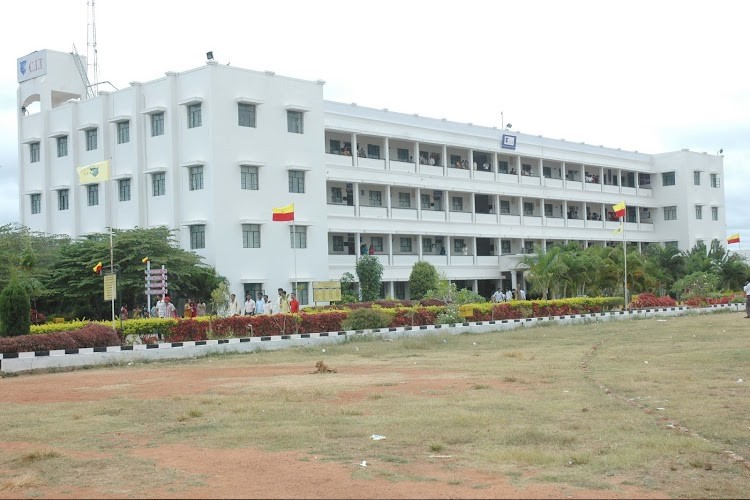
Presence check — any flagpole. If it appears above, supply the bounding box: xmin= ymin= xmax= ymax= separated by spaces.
xmin=108 ymin=177 xmax=115 ymax=331
xmin=292 ymin=218 xmax=298 ymax=298
xmin=622 ymin=214 xmax=628 ymax=310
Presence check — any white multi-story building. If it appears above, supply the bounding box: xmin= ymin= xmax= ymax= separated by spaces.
xmin=17 ymin=50 xmax=726 ymax=303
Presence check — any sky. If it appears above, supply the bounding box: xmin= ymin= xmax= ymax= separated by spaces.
xmin=0 ymin=0 xmax=748 ymax=240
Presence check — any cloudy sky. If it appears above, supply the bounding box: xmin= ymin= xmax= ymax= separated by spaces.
xmin=1 ymin=0 xmax=748 ymax=239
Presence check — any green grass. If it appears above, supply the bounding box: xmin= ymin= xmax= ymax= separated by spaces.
xmin=0 ymin=312 xmax=748 ymax=498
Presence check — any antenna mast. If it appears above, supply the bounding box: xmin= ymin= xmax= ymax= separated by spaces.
xmin=86 ymin=0 xmax=99 ymax=96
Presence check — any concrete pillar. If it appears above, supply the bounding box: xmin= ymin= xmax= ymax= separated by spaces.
xmin=352 ymin=132 xmax=357 ymax=167
xmin=353 ymin=182 xmax=360 ymax=217
xmin=384 ymin=137 xmax=390 ymax=170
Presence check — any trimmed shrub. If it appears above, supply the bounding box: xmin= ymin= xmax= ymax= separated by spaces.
xmin=31 ymin=320 xmax=90 ymax=335
xmin=341 ymin=308 xmax=392 ymax=330
xmin=408 ymin=261 xmax=439 ymax=300
xmin=299 ymin=311 xmax=347 ymax=333
xmin=630 ymin=293 xmax=677 ymax=309
xmin=120 ymin=318 xmax=177 ymax=339
xmin=166 ymin=319 xmax=209 ymax=342
xmin=0 ymin=278 xmax=31 ymax=337
xmin=0 ymin=322 xmax=120 ymax=354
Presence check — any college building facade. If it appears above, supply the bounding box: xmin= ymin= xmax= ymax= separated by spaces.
xmin=17 ymin=50 xmax=726 ymax=304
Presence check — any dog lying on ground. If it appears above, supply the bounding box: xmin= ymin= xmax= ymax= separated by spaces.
xmin=312 ymin=360 xmax=337 ymax=374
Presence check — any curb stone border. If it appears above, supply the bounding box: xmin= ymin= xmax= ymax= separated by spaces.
xmin=0 ymin=303 xmax=741 ymax=374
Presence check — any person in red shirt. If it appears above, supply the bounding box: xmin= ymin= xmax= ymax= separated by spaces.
xmin=289 ymin=292 xmax=300 ymax=313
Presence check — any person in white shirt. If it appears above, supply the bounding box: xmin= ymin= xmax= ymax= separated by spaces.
xmin=491 ymin=289 xmax=502 ymax=303
xmin=519 ymin=289 xmax=526 ymax=300
xmin=155 ymin=295 xmax=167 ymax=318
xmin=255 ymin=293 xmax=265 ymax=315
xmin=744 ymin=280 xmax=750 ymax=318
xmin=244 ymin=293 xmax=255 ymax=315
xmin=227 ymin=294 xmax=241 ymax=316
xmin=264 ymin=295 xmax=274 ymax=315
xmin=505 ymin=289 xmax=513 ymax=302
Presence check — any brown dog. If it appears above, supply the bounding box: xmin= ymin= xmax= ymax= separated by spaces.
xmin=312 ymin=360 xmax=337 ymax=374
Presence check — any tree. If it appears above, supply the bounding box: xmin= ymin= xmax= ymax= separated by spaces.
xmin=355 ymin=255 xmax=383 ymax=302
xmin=0 ymin=277 xmax=31 ymax=336
xmin=408 ymin=261 xmax=439 ymax=300
xmin=339 ymin=272 xmax=357 ymax=303
xmin=44 ymin=227 xmax=225 ymax=319
xmin=521 ymin=244 xmax=569 ymax=299
xmin=671 ymin=272 xmax=720 ymax=300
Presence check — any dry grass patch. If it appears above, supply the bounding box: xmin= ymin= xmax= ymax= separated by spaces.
xmin=0 ymin=312 xmax=747 ymax=498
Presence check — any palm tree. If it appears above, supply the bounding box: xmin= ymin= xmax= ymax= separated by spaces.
xmin=521 ymin=244 xmax=569 ymax=299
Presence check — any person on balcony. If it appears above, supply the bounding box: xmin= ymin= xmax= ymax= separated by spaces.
xmin=368 ymin=244 xmax=375 ymax=255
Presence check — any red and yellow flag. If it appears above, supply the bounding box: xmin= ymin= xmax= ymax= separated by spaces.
xmin=272 ymin=204 xmax=295 ymax=222
xmin=93 ymin=261 xmax=103 ymax=274
xmin=612 ymin=201 xmax=626 ymax=219
xmin=727 ymin=233 xmax=740 ymax=244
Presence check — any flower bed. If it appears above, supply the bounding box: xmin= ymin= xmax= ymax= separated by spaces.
xmin=0 ymin=323 xmax=121 ymax=354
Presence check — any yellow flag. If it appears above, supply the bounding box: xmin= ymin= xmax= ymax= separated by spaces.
xmin=77 ymin=160 xmax=110 ymax=184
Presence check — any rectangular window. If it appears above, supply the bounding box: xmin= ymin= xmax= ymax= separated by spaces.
xmin=498 ymin=160 xmax=509 ymax=174
xmin=30 ymin=194 xmax=41 ymax=214
xmin=368 ymin=190 xmax=382 ymax=207
xmin=290 ymin=226 xmax=307 ymax=249
xmin=118 ymin=179 xmax=131 ymax=202
xmin=87 ymin=184 xmax=99 ymax=206
xmin=190 ymin=225 xmax=205 ymax=249
xmin=329 ymin=139 xmax=341 ymax=154
xmin=151 ymin=112 xmax=164 ymax=137
xmin=367 ymin=144 xmax=380 ymax=159
xmin=57 ymin=136 xmax=68 ymax=157
xmin=85 ymin=129 xmax=97 ymax=151
xmin=451 ymin=197 xmax=463 ymax=211
xmin=29 ymin=142 xmax=40 ymax=163
xmin=287 ymin=110 xmax=303 ymax=134
xmin=288 ymin=170 xmax=305 ymax=193
xmin=332 ymin=235 xmax=344 ymax=252
xmin=238 ymin=103 xmax=256 ymax=128
xmin=117 ymin=121 xmax=130 ymax=144
xmin=240 ymin=165 xmax=259 ymax=190
xmin=152 ymin=173 xmax=166 ymax=197
xmin=330 ymin=187 xmax=343 ymax=204
xmin=711 ymin=206 xmax=718 ymax=221
xmin=501 ymin=240 xmax=511 ymax=254
xmin=543 ymin=166 xmax=552 ymax=178
xmin=397 ymin=148 xmax=409 ymax=161
xmin=695 ymin=205 xmax=702 ymax=220
xmin=189 ymin=166 xmax=204 ymax=191
xmin=524 ymin=241 xmax=535 ymax=253
xmin=663 ymin=205 xmax=677 ymax=221
xmin=294 ymin=282 xmax=309 ymax=305
xmin=544 ymin=204 xmax=553 ymax=217
xmin=710 ymin=173 xmax=720 ymax=188
xmin=523 ymin=202 xmax=534 ymax=215
xmin=242 ymin=224 xmax=261 ymax=248
xmin=187 ymin=103 xmax=202 ymax=128
xmin=371 ymin=236 xmax=383 ymax=252
xmin=398 ymin=192 xmax=411 ymax=208
xmin=394 ymin=282 xmax=406 ymax=300
xmin=693 ymin=171 xmax=701 ymax=186
xmin=500 ymin=200 xmax=510 ymax=214
xmin=58 ymin=189 xmax=69 ymax=211
xmin=422 ymin=237 xmax=433 ymax=253
xmin=453 ymin=239 xmax=465 ymax=254
xmin=662 ymin=171 xmax=675 ymax=186
xmin=399 ymin=237 xmax=412 ymax=253
xmin=420 ymin=194 xmax=430 ymax=209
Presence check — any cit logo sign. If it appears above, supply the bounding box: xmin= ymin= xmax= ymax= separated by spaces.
xmin=90 ymin=167 xmax=100 ymax=177
xmin=501 ymin=134 xmax=517 ymax=150
xmin=19 ymin=60 xmax=27 ymax=76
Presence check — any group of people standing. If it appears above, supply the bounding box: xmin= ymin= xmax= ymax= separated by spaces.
xmin=491 ymin=288 xmax=526 ymax=302
xmin=228 ymin=288 xmax=300 ymax=317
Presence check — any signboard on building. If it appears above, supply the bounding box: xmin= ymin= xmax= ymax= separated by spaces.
xmin=17 ymin=51 xmax=47 ymax=83
xmin=501 ymin=134 xmax=517 ymax=150
xmin=103 ymin=274 xmax=117 ymax=301
xmin=313 ymin=281 xmax=342 ymax=303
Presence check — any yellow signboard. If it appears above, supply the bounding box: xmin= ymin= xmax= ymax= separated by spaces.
xmin=103 ymin=274 xmax=117 ymax=301
xmin=313 ymin=281 xmax=341 ymax=302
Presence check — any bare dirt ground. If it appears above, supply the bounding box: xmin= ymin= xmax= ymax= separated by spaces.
xmin=0 ymin=363 xmax=666 ymax=499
